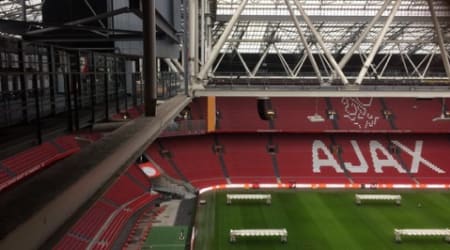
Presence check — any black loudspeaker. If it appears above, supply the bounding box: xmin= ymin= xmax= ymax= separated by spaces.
xmin=257 ymin=97 xmax=275 ymax=120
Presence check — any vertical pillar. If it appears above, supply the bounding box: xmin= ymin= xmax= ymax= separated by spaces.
xmin=90 ymin=52 xmax=97 ymax=123
xmin=18 ymin=42 xmax=28 ymax=123
xmin=37 ymin=51 xmax=45 ymax=113
xmin=64 ymin=52 xmax=73 ymax=132
xmin=142 ymin=0 xmax=157 ymax=116
xmin=114 ymin=55 xmax=120 ymax=113
xmin=132 ymin=59 xmax=138 ymax=106
xmin=104 ymin=55 xmax=109 ymax=120
xmin=48 ymin=46 xmax=56 ymax=115
xmin=71 ymin=54 xmax=80 ymax=130
xmin=32 ymin=74 xmax=42 ymax=144
xmin=22 ymin=0 xmax=27 ymax=22
xmin=183 ymin=0 xmax=190 ymax=95
xmin=122 ymin=58 xmax=128 ymax=110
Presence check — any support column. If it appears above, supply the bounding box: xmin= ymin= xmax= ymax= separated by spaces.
xmin=200 ymin=0 xmax=206 ymax=65
xmin=18 ymin=42 xmax=28 ymax=123
xmin=90 ymin=52 xmax=96 ymax=123
xmin=132 ymin=59 xmax=138 ymax=106
xmin=189 ymin=0 xmax=199 ymax=86
xmin=198 ymin=0 xmax=249 ymax=80
xmin=32 ymin=74 xmax=42 ymax=144
xmin=114 ymin=55 xmax=120 ymax=113
xmin=48 ymin=46 xmax=56 ymax=115
xmin=71 ymin=54 xmax=80 ymax=131
xmin=183 ymin=0 xmax=190 ymax=95
xmin=104 ymin=55 xmax=109 ymax=120
xmin=355 ymin=0 xmax=401 ymax=85
xmin=142 ymin=0 xmax=157 ymax=116
xmin=427 ymin=0 xmax=450 ymax=80
xmin=64 ymin=53 xmax=73 ymax=132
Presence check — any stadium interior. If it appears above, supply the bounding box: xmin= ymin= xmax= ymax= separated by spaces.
xmin=0 ymin=0 xmax=449 ymax=249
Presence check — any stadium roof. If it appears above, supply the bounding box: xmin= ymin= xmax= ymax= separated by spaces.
xmin=0 ymin=0 xmax=42 ymax=22
xmin=213 ymin=0 xmax=450 ymax=55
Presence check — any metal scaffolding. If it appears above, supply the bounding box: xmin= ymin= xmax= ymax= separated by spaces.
xmin=205 ymin=0 xmax=450 ymax=85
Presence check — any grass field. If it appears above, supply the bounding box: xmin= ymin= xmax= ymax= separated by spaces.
xmin=143 ymin=226 xmax=188 ymax=250
xmin=194 ymin=190 xmax=450 ymax=250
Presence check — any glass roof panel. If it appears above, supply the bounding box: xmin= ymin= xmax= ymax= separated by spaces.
xmin=214 ymin=0 xmax=450 ymax=55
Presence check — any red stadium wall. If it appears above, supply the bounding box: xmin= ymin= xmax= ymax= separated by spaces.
xmin=188 ymin=97 xmax=450 ymax=133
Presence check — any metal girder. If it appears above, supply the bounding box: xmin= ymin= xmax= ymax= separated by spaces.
xmin=337 ymin=0 xmax=392 ymax=70
xmin=427 ymin=0 xmax=450 ymax=80
xmin=194 ymin=88 xmax=450 ymax=98
xmin=291 ymin=0 xmax=349 ymax=84
xmin=26 ymin=7 xmax=133 ymax=35
xmin=355 ymin=0 xmax=402 ymax=85
xmin=215 ymin=15 xmax=450 ymax=23
xmin=284 ymin=0 xmax=323 ymax=83
xmin=273 ymin=43 xmax=294 ymax=77
xmin=198 ymin=0 xmax=249 ymax=80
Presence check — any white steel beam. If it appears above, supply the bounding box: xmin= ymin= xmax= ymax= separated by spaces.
xmin=198 ymin=0 xmax=249 ymax=80
xmin=171 ymin=59 xmax=184 ymax=74
xmin=195 ymin=89 xmax=450 ymax=98
xmin=164 ymin=58 xmax=182 ymax=75
xmin=234 ymin=47 xmax=253 ymax=76
xmin=355 ymin=0 xmax=402 ymax=85
xmin=427 ymin=0 xmax=450 ymax=80
xmin=291 ymin=0 xmax=349 ymax=85
xmin=273 ymin=44 xmax=294 ymax=77
xmin=252 ymin=44 xmax=271 ymax=76
xmin=284 ymin=0 xmax=323 ymax=83
xmin=294 ymin=53 xmax=308 ymax=77
xmin=338 ymin=0 xmax=392 ymax=70
xmin=189 ymin=0 xmax=198 ymax=84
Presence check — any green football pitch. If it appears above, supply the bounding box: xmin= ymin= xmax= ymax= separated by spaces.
xmin=143 ymin=226 xmax=188 ymax=250
xmin=194 ymin=190 xmax=450 ymax=250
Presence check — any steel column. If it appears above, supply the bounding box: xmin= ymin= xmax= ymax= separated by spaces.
xmin=18 ymin=42 xmax=28 ymax=123
xmin=355 ymin=0 xmax=401 ymax=85
xmin=22 ymin=0 xmax=27 ymax=22
xmin=291 ymin=0 xmax=348 ymax=84
xmin=201 ymin=0 xmax=206 ymax=65
xmin=198 ymin=0 xmax=249 ymax=80
xmin=71 ymin=54 xmax=80 ymax=131
xmin=48 ymin=46 xmax=57 ymax=115
xmin=183 ymin=0 xmax=190 ymax=95
xmin=32 ymin=74 xmax=42 ymax=144
xmin=64 ymin=59 xmax=74 ymax=132
xmin=189 ymin=0 xmax=198 ymax=84
xmin=284 ymin=0 xmax=323 ymax=83
xmin=114 ymin=55 xmax=120 ymax=113
xmin=142 ymin=0 xmax=157 ymax=116
xmin=427 ymin=0 xmax=450 ymax=80
xmin=104 ymin=55 xmax=109 ymax=119
xmin=90 ymin=52 xmax=97 ymax=123
xmin=132 ymin=59 xmax=138 ymax=106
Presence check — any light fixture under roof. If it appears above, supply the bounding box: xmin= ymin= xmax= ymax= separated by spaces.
xmin=308 ymin=114 xmax=325 ymax=122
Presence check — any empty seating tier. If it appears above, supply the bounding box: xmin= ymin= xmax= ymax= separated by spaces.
xmin=149 ymin=133 xmax=450 ymax=186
